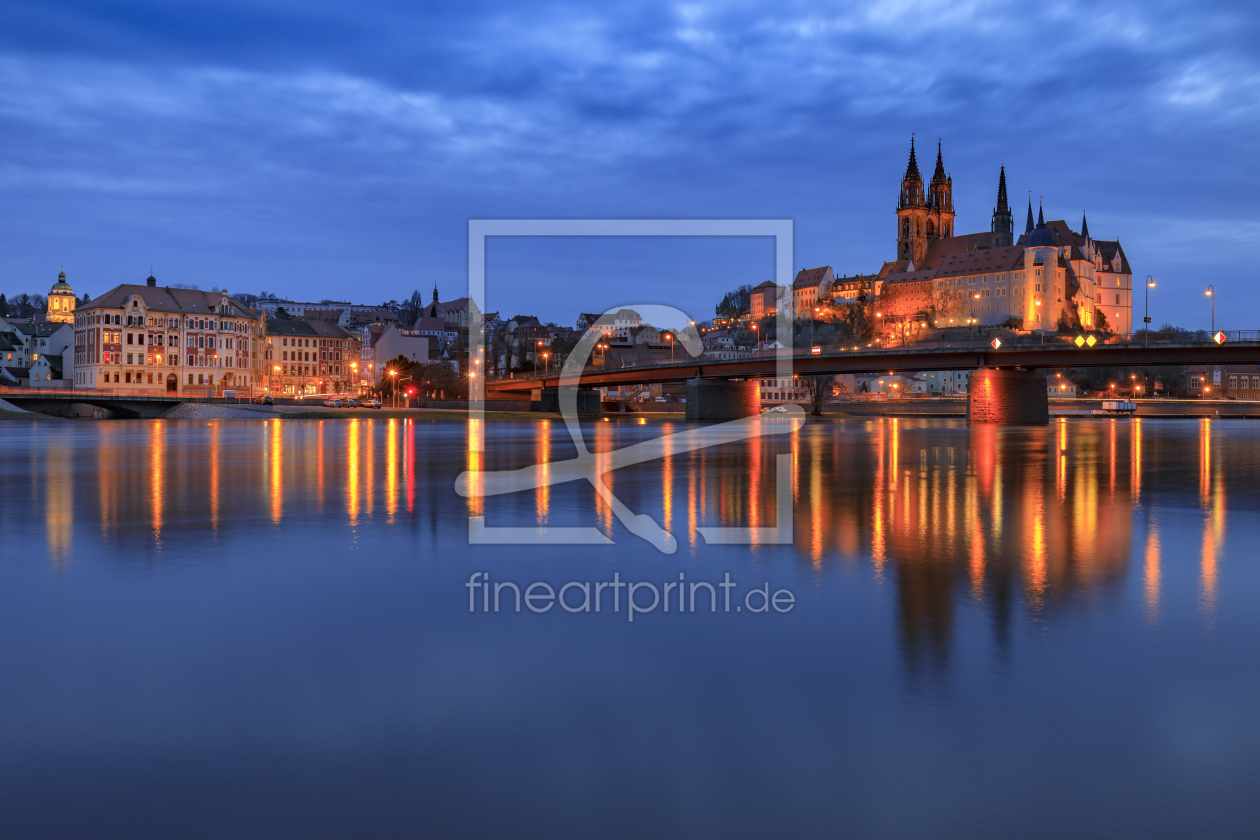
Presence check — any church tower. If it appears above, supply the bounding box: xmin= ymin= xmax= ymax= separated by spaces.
xmin=927 ymin=141 xmax=954 ymax=239
xmin=896 ymin=137 xmax=926 ymax=265
xmin=46 ymin=270 xmax=76 ymax=324
xmin=990 ymin=166 xmax=1013 ymax=248
xmin=896 ymin=137 xmax=954 ymax=266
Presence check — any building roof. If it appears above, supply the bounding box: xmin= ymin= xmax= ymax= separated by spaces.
xmin=917 ymin=232 xmax=994 ymax=269
xmin=80 ymin=284 xmax=259 ymax=319
xmin=792 ymin=266 xmax=834 ymax=289
xmin=879 ymin=269 xmax=937 ymax=290
xmin=1094 ymin=240 xmax=1132 ymax=274
xmin=412 ymin=315 xmax=448 ymax=332
xmin=934 ymin=245 xmax=1025 ymax=278
xmin=8 ymin=321 xmax=69 ymax=338
xmin=50 ymin=272 xmax=74 ymax=294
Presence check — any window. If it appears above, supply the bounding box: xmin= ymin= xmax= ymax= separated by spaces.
xmin=1229 ymin=376 xmax=1237 ymax=389
xmin=1115 ymin=294 xmax=1120 ymax=305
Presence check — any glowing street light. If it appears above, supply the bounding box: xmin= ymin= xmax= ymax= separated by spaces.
xmin=1206 ymin=285 xmax=1214 ymax=334
xmin=1144 ymin=275 xmax=1155 ymax=346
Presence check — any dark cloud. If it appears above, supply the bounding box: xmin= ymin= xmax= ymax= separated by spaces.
xmin=1 ymin=0 xmax=1257 ymax=327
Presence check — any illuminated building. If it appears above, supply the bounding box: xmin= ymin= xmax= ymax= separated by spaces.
xmin=72 ymin=276 xmax=264 ymax=393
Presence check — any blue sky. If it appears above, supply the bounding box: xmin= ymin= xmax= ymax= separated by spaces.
xmin=1 ymin=0 xmax=1256 ymax=329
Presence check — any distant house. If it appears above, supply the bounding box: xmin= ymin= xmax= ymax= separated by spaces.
xmin=30 ymin=353 xmax=69 ymax=389
xmin=749 ymin=281 xmax=779 ymax=320
xmin=264 ymin=316 xmax=360 ymax=395
xmin=791 ymin=267 xmax=835 ymax=318
xmin=370 ymin=326 xmax=436 ymax=385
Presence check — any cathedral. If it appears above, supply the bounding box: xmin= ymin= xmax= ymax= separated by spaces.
xmin=877 ymin=138 xmax=1133 ymax=334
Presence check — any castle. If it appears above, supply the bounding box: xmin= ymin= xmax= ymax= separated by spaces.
xmin=875 ymin=137 xmax=1133 ymax=334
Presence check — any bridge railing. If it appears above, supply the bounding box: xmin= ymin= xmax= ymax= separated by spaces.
xmin=515 ymin=329 xmax=1260 ymax=376
xmin=0 ymin=387 xmax=239 ymax=402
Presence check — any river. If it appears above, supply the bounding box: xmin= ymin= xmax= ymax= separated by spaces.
xmin=1 ymin=416 xmax=1258 ymax=838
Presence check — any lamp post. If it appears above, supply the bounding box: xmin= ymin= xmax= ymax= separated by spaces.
xmin=665 ymin=331 xmax=674 ymax=362
xmin=388 ymin=368 xmax=397 ymax=408
xmin=1206 ymin=285 xmax=1214 ymax=334
xmin=1144 ymin=275 xmax=1155 ymax=346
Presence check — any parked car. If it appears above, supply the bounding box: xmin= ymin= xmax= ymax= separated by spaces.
xmin=323 ymin=398 xmax=343 ymax=407
xmin=654 ymin=397 xmax=667 ymax=402
xmin=252 ymin=395 xmax=273 ymax=405
xmin=344 ymin=398 xmax=359 ymax=408
xmin=363 ymin=399 xmax=383 ymax=409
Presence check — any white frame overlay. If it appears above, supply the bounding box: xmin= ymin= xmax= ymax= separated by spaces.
xmin=462 ymin=219 xmax=798 ymax=550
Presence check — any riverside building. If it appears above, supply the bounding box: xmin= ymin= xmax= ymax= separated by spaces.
xmin=877 ymin=139 xmax=1134 ymax=334
xmin=72 ymin=276 xmax=264 ymax=393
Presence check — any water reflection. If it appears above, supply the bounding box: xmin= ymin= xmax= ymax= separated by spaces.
xmin=6 ymin=416 xmax=1256 ymax=677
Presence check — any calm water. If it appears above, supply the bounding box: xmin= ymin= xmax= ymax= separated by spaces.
xmin=2 ymin=416 xmax=1259 ymax=838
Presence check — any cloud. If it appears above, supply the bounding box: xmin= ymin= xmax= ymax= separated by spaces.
xmin=0 ymin=0 xmax=1257 ymax=327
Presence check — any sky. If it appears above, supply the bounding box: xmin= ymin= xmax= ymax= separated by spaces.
xmin=1 ymin=0 xmax=1257 ymax=330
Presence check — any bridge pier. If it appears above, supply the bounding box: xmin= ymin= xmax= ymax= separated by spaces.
xmin=685 ymin=378 xmax=760 ymax=422
xmin=967 ymin=369 xmax=1049 ymax=425
xmin=531 ymin=388 xmax=602 ymax=416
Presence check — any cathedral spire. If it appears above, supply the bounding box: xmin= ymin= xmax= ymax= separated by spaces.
xmin=1080 ymin=211 xmax=1089 ymax=240
xmin=904 ymin=135 xmax=921 ymax=183
xmin=931 ymin=140 xmax=947 ymax=184
xmin=1037 ymin=203 xmax=1045 ymax=227
xmin=899 ymin=134 xmax=925 ymax=210
xmin=990 ymin=165 xmax=1013 ymax=248
xmin=1025 ymin=197 xmax=1035 ymax=234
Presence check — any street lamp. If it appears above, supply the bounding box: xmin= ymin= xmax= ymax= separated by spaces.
xmin=388 ymin=368 xmax=397 ymax=407
xmin=1144 ymin=276 xmax=1155 ymax=346
xmin=665 ymin=331 xmax=674 ymax=362
xmin=1206 ymin=285 xmax=1214 ymax=334
xmin=971 ymin=293 xmax=980 ymax=340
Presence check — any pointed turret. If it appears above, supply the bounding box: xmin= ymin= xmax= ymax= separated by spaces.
xmin=931 ymin=141 xmax=947 ymax=184
xmin=1028 ymin=201 xmax=1056 ymax=247
xmin=904 ymin=136 xmax=921 ymax=183
xmin=1080 ymin=212 xmax=1089 ymax=240
xmin=990 ymin=165 xmax=1013 ymax=247
xmin=899 ymin=135 xmax=924 ymax=209
xmin=927 ymin=139 xmax=952 ymax=212
xmin=1025 ymin=199 xmax=1035 ymax=234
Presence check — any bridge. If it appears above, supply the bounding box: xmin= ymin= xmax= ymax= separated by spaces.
xmin=486 ymin=332 xmax=1260 ymax=425
xmin=1 ymin=389 xmax=225 ymax=418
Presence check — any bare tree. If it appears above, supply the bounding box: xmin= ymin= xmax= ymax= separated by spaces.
xmin=928 ymin=282 xmax=965 ymax=324
xmin=800 ymin=374 xmax=833 ymax=416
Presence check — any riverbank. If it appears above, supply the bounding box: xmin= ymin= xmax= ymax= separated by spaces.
xmin=5 ymin=397 xmax=1258 ymax=422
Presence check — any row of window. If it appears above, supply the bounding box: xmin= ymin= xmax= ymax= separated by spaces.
xmin=275 ymin=365 xmax=346 ymax=376
xmin=274 ymin=337 xmax=349 ymax=348
xmin=79 ymin=312 xmax=254 ymax=332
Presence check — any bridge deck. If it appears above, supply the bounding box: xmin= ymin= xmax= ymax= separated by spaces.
xmin=486 ymin=340 xmax=1260 ymax=393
